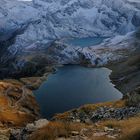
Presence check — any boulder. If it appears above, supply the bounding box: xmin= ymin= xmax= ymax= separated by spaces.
xmin=0 ymin=129 xmax=10 ymax=140
xmin=26 ymin=119 xmax=49 ymax=131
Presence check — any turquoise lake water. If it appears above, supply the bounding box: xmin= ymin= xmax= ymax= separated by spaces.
xmin=34 ymin=65 xmax=122 ymax=118
xmin=64 ymin=37 xmax=106 ymax=47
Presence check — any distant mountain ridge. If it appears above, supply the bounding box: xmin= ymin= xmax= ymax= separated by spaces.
xmin=0 ymin=0 xmax=140 ymax=73
xmin=0 ymin=0 xmax=140 ymax=44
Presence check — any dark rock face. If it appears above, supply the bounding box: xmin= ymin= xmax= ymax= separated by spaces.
xmin=109 ymin=46 xmax=140 ymax=94
xmin=126 ymin=87 xmax=140 ymax=106
xmin=0 ymin=29 xmax=27 ymax=79
xmin=132 ymin=13 xmax=140 ymax=27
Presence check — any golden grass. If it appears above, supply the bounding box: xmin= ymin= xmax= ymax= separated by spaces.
xmin=54 ymin=112 xmax=71 ymax=120
xmin=120 ymin=127 xmax=140 ymax=140
xmin=0 ymin=81 xmax=37 ymax=127
xmin=119 ymin=117 xmax=140 ymax=140
xmin=0 ymin=95 xmax=9 ymax=107
xmin=20 ymin=77 xmax=44 ymax=90
xmin=0 ymin=110 xmax=35 ymax=126
xmin=20 ymin=77 xmax=40 ymax=85
xmin=30 ymin=121 xmax=88 ymax=140
xmin=85 ymin=116 xmax=140 ymax=140
xmin=99 ymin=115 xmax=140 ymax=129
xmin=90 ymin=137 xmax=112 ymax=140
xmin=79 ymin=100 xmax=126 ymax=112
xmin=97 ymin=116 xmax=140 ymax=140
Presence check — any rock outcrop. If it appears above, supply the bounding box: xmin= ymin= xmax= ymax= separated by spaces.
xmin=10 ymin=119 xmax=49 ymax=140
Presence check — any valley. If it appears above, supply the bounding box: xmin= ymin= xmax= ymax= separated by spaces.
xmin=0 ymin=0 xmax=140 ymax=140
xmin=0 ymin=33 xmax=139 ymax=140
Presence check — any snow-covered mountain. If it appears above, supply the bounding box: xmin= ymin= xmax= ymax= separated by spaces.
xmin=0 ymin=0 xmax=140 ymax=47
xmin=0 ymin=0 xmax=140 ymax=72
xmin=42 ymin=31 xmax=139 ymax=66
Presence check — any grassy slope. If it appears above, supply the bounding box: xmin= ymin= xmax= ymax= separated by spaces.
xmin=0 ymin=80 xmax=39 ymax=127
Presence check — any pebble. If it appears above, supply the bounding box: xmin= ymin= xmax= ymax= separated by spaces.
xmin=93 ymin=132 xmax=107 ymax=137
xmin=104 ymin=127 xmax=114 ymax=132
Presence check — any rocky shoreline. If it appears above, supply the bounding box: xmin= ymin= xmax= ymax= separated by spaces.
xmin=54 ymin=104 xmax=140 ymax=123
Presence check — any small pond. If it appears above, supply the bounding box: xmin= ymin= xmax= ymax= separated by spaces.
xmin=64 ymin=37 xmax=106 ymax=48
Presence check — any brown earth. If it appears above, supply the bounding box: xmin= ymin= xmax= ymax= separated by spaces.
xmin=0 ymin=80 xmax=40 ymax=127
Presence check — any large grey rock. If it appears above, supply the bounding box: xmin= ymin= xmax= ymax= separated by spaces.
xmin=0 ymin=129 xmax=10 ymax=140
xmin=26 ymin=119 xmax=49 ymax=131
xmin=10 ymin=119 xmax=49 ymax=140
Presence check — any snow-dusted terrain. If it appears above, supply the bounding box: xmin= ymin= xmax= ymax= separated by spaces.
xmin=1 ymin=0 xmax=140 ymax=44
xmin=0 ymin=0 xmax=140 ymax=69
xmin=44 ymin=31 xmax=138 ymax=66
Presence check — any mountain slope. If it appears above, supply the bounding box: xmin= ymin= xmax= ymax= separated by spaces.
xmin=0 ymin=0 xmax=140 ymax=47
xmin=0 ymin=0 xmax=140 ymax=78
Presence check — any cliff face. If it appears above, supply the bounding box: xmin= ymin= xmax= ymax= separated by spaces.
xmin=109 ymin=30 xmax=140 ymax=94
